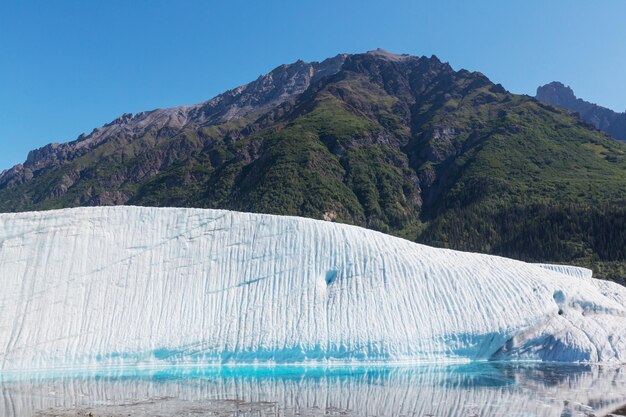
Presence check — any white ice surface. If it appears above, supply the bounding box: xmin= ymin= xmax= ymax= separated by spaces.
xmin=535 ymin=263 xmax=593 ymax=279
xmin=0 ymin=206 xmax=625 ymax=370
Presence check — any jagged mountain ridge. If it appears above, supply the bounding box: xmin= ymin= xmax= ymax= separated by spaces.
xmin=0 ymin=53 xmax=348 ymax=190
xmin=536 ymin=81 xmax=626 ymax=141
xmin=1 ymin=49 xmax=626 ymax=281
xmin=0 ymin=49 xmax=471 ymax=211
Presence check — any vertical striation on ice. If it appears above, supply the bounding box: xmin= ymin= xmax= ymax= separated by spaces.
xmin=535 ymin=264 xmax=593 ymax=279
xmin=0 ymin=206 xmax=624 ymax=370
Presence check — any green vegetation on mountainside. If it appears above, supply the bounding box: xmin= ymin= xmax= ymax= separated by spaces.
xmin=1 ymin=53 xmax=625 ymax=283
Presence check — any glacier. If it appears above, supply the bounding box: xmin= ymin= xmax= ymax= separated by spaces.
xmin=0 ymin=206 xmax=625 ymax=370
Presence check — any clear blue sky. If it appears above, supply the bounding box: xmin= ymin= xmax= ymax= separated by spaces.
xmin=1 ymin=0 xmax=625 ymax=170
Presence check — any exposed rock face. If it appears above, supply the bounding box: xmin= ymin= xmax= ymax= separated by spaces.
xmin=536 ymin=81 xmax=626 ymax=141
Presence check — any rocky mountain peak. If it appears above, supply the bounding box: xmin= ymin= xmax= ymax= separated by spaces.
xmin=536 ymin=82 xmax=578 ymax=108
xmin=105 ymin=112 xmax=134 ymax=126
xmin=536 ymin=81 xmax=626 ymax=141
xmin=366 ymin=48 xmax=412 ymax=62
xmin=187 ymin=53 xmax=348 ymax=124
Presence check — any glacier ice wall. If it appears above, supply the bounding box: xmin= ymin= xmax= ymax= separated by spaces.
xmin=0 ymin=206 xmax=625 ymax=370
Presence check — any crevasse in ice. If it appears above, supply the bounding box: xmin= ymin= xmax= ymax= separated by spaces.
xmin=0 ymin=206 xmax=624 ymax=370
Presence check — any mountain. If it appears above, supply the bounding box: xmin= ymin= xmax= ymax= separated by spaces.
xmin=1 ymin=49 xmax=626 ymax=282
xmin=536 ymin=81 xmax=626 ymax=141
xmin=1 ymin=206 xmax=624 ymax=370
xmin=0 ymin=53 xmax=348 ymax=202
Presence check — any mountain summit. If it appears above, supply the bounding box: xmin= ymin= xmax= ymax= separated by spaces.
xmin=1 ymin=51 xmax=626 ymax=281
xmin=536 ymin=81 xmax=626 ymax=141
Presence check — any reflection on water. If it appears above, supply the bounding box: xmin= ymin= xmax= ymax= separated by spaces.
xmin=1 ymin=363 xmax=625 ymax=417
